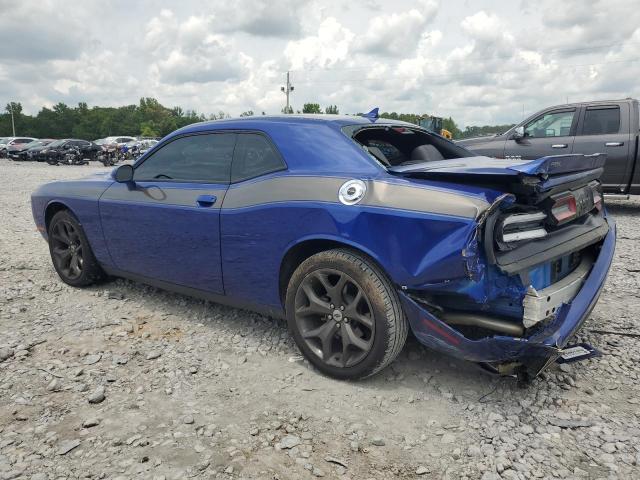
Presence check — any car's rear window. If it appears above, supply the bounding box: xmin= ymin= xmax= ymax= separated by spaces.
xmin=348 ymin=125 xmax=472 ymax=167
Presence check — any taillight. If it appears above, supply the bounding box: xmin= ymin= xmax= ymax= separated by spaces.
xmin=551 ymin=194 xmax=577 ymax=224
xmin=590 ymin=184 xmax=603 ymax=211
xmin=499 ymin=211 xmax=547 ymax=247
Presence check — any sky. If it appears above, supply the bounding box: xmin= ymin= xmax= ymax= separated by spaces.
xmin=1 ymin=0 xmax=639 ymax=127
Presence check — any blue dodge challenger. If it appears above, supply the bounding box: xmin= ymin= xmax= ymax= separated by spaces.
xmin=31 ymin=114 xmax=615 ymax=381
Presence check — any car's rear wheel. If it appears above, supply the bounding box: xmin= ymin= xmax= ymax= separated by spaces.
xmin=286 ymin=248 xmax=408 ymax=379
xmin=48 ymin=210 xmax=105 ymax=287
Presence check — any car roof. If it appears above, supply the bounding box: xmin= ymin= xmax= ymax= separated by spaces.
xmin=176 ymin=114 xmax=417 ymax=135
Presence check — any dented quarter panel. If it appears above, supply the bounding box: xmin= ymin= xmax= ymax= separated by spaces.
xmin=401 ymin=216 xmax=616 ymax=368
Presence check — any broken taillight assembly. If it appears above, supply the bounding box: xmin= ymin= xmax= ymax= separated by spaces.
xmin=551 ymin=194 xmax=577 ymax=225
xmin=590 ymin=183 xmax=603 ymax=211
xmin=498 ymin=211 xmax=548 ymax=248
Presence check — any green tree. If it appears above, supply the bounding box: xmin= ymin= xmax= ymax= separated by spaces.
xmin=5 ymin=102 xmax=22 ymax=116
xmin=302 ymin=103 xmax=322 ymax=114
xmin=3 ymin=102 xmax=24 ymax=135
xmin=281 ymin=106 xmax=293 ymax=114
xmin=140 ymin=122 xmax=160 ymax=138
xmin=240 ymin=110 xmax=254 ymax=117
xmin=325 ymin=105 xmax=339 ymax=114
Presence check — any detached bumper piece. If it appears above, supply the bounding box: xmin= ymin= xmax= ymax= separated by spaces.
xmin=522 ymin=254 xmax=594 ymax=328
xmin=401 ymin=217 xmax=616 ymax=379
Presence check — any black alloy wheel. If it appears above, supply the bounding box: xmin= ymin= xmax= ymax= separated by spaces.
xmin=294 ymin=268 xmax=374 ymax=368
xmin=286 ymin=248 xmax=408 ymax=380
xmin=50 ymin=219 xmax=84 ymax=280
xmin=48 ymin=210 xmax=105 ymax=287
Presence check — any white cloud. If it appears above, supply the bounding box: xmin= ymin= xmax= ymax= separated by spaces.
xmin=284 ymin=17 xmax=355 ymax=70
xmin=217 ymin=0 xmax=307 ymax=37
xmin=144 ymin=11 xmax=250 ymax=85
xmin=0 ymin=0 xmax=91 ymax=62
xmin=356 ymin=0 xmax=438 ymax=57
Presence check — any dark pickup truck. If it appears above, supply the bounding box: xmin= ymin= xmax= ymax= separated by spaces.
xmin=457 ymin=98 xmax=640 ymax=195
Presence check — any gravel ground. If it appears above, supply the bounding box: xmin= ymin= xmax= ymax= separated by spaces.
xmin=0 ymin=159 xmax=639 ymax=480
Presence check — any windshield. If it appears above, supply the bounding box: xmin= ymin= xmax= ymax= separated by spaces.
xmin=47 ymin=140 xmax=66 ymax=148
xmin=23 ymin=141 xmax=42 ymax=148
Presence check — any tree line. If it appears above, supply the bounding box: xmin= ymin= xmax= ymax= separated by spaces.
xmin=1 ymin=99 xmax=513 ymax=140
xmin=0 ymin=98 xmax=215 ymax=140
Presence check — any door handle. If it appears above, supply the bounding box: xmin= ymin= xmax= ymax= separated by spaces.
xmin=196 ymin=194 xmax=217 ymax=207
xmin=551 ymin=144 xmax=568 ymax=148
xmin=605 ymin=142 xmax=624 ymax=147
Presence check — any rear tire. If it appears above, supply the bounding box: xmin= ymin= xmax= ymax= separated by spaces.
xmin=48 ymin=210 xmax=105 ymax=287
xmin=285 ymin=248 xmax=408 ymax=380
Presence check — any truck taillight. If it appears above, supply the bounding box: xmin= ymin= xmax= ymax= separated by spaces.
xmin=590 ymin=184 xmax=603 ymax=211
xmin=551 ymin=194 xmax=577 ymax=224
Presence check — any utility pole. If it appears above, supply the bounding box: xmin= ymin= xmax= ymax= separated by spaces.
xmin=9 ymin=103 xmax=16 ymax=136
xmin=281 ymin=71 xmax=294 ymax=113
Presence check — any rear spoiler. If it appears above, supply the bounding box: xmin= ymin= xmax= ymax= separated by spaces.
xmin=509 ymin=153 xmax=606 ymax=177
xmin=389 ymin=154 xmax=606 ymax=195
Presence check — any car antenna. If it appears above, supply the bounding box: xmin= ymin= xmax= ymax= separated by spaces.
xmin=361 ymin=108 xmax=379 ymax=122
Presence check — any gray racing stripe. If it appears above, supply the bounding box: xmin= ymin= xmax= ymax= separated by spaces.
xmin=101 ymin=183 xmax=227 ymax=207
xmin=222 ymin=176 xmax=342 ymax=208
xmin=366 ymin=181 xmax=488 ymax=219
xmin=222 ymin=176 xmax=489 ymax=219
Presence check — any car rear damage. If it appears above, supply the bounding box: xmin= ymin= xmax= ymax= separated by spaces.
xmin=388 ymin=153 xmax=615 ymax=381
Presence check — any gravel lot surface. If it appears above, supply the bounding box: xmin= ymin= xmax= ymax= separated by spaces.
xmin=1 ymin=159 xmax=639 ymax=480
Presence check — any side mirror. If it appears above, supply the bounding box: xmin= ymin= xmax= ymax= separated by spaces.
xmin=114 ymin=164 xmax=134 ymax=183
xmin=512 ymin=126 xmax=525 ymax=140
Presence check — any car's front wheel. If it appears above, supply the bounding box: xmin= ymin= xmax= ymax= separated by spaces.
xmin=286 ymin=249 xmax=408 ymax=380
xmin=48 ymin=210 xmax=105 ymax=287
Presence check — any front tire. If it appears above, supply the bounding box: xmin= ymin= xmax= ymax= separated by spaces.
xmin=48 ymin=210 xmax=105 ymax=287
xmin=286 ymin=249 xmax=408 ymax=380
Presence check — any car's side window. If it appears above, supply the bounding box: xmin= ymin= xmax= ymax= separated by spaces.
xmin=231 ymin=133 xmax=286 ymax=182
xmin=134 ymin=133 xmax=235 ymax=184
xmin=525 ymin=110 xmax=575 ymax=138
xmin=580 ymin=106 xmax=620 ymax=136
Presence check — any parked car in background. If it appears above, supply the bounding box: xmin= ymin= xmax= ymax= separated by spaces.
xmin=94 ymin=136 xmax=137 ymax=146
xmin=457 ymin=98 xmax=640 ymax=195
xmin=0 ymin=137 xmax=37 ymax=158
xmin=39 ymin=139 xmax=101 ymax=163
xmin=23 ymin=140 xmax=55 ymax=161
xmin=7 ymin=139 xmax=54 ymax=161
xmin=31 ymin=115 xmax=614 ymax=382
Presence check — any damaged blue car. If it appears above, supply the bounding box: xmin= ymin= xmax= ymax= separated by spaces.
xmin=31 ymin=114 xmax=615 ymax=381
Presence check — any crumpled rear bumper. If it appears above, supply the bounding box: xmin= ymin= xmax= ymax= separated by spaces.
xmin=401 ymin=217 xmax=616 ymax=374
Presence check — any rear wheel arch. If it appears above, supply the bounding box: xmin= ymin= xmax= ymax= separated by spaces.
xmin=278 ymin=238 xmax=391 ymax=307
